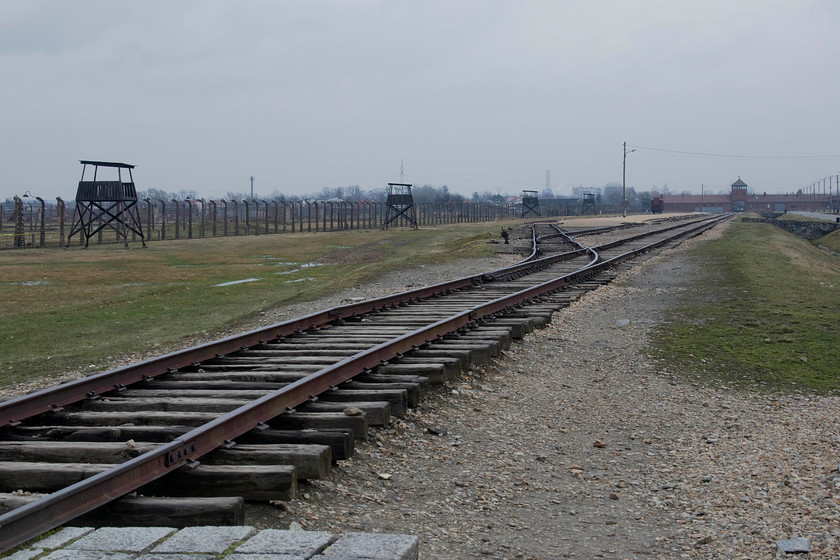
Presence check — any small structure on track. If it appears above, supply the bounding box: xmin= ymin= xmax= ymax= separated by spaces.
xmin=67 ymin=160 xmax=146 ymax=248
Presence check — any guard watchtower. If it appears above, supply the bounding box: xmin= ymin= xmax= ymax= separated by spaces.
xmin=521 ymin=190 xmax=540 ymax=218
xmin=68 ymin=160 xmax=146 ymax=248
xmin=382 ymin=182 xmax=418 ymax=230
xmin=581 ymin=192 xmax=597 ymax=215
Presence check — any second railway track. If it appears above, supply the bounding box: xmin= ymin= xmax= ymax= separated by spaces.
xmin=0 ymin=213 xmax=730 ymax=552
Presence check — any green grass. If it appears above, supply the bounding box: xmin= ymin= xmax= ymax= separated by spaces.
xmin=775 ymin=212 xmax=824 ymax=222
xmin=651 ymin=219 xmax=840 ymax=394
xmin=816 ymin=228 xmax=840 ymax=254
xmin=0 ymin=222 xmax=519 ymax=389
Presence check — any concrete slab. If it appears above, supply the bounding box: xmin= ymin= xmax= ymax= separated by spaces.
xmin=152 ymin=525 xmax=257 ymax=554
xmin=316 ymin=532 xmax=419 ymax=560
xmin=4 ymin=548 xmax=45 ymax=560
xmin=41 ymin=551 xmax=134 ymax=560
xmin=233 ymin=528 xmax=334 ymax=555
xmin=10 ymin=527 xmax=417 ymax=560
xmin=227 ymin=555 xmax=307 ymax=560
xmin=67 ymin=526 xmax=176 ymax=552
xmin=137 ymin=554 xmax=216 ymax=560
xmin=33 ymin=527 xmax=95 ymax=550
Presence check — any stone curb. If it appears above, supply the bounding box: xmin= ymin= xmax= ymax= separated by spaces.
xmin=5 ymin=527 xmax=419 ymax=560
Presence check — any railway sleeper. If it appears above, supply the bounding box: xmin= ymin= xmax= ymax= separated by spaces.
xmin=297 ymin=400 xmax=391 ymax=427
xmin=0 ymin=494 xmax=245 ymax=528
xmin=318 ymin=388 xmax=409 ymax=416
xmin=243 ymin=347 xmax=355 ymax=357
xmin=0 ymin=441 xmax=331 ymax=481
xmin=47 ymin=410 xmax=219 ymax=427
xmin=0 ymin=462 xmax=296 ymax=502
xmin=481 ymin=317 xmax=534 ymax=338
xmin=499 ymin=310 xmax=553 ymax=328
xmin=133 ymin=380 xmax=286 ymax=392
xmin=194 ymin=364 xmax=324 ymax=373
xmin=341 ymin=381 xmax=425 ymax=409
xmin=46 ymin=409 xmax=368 ymax=441
xmin=202 ymin=444 xmax=331 ymax=480
xmin=81 ymin=397 xmax=251 ymax=414
xmin=392 ymin=349 xmax=471 ymax=372
xmin=393 ymin=357 xmax=461 ymax=382
xmin=451 ymin=327 xmax=513 ymax=350
xmin=236 ymin=429 xmax=354 ymax=462
xmin=268 ymin=411 xmax=368 ymax=441
xmin=117 ymin=389 xmax=274 ymax=400
xmin=6 ymin=426 xmax=355 ymax=462
xmin=316 ymin=326 xmax=421 ymax=335
xmin=209 ymin=356 xmax=349 ymax=366
xmin=421 ymin=341 xmax=497 ymax=365
xmin=140 ymin=464 xmax=297 ymax=501
xmin=374 ymin=363 xmax=446 ymax=384
xmin=171 ymin=371 xmax=310 ymax=383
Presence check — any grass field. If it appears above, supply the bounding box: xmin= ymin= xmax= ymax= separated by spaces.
xmin=651 ymin=216 xmax=840 ymax=394
xmin=5 ymin=214 xmax=838 ymax=395
xmin=0 ymin=222 xmax=522 ymax=390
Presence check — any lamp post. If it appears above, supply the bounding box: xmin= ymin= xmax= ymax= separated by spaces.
xmin=622 ymin=142 xmax=636 ymax=218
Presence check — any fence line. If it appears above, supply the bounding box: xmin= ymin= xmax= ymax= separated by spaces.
xmin=0 ymin=198 xmax=580 ymax=250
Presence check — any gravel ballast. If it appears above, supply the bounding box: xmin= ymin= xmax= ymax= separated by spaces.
xmin=247 ymin=223 xmax=840 ymax=559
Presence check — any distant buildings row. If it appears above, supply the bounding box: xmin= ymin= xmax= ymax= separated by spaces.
xmin=660 ymin=178 xmax=836 ymax=213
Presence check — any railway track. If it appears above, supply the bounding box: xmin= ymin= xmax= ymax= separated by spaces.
xmin=0 ymin=213 xmax=730 ymax=552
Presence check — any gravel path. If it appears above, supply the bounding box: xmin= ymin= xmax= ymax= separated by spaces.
xmin=248 ymin=222 xmax=840 ymax=559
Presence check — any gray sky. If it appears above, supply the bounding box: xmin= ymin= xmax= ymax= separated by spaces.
xmin=3 ymin=0 xmax=839 ymax=200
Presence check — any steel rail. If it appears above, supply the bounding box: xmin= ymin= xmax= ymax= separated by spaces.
xmin=0 ymin=214 xmax=727 ymax=551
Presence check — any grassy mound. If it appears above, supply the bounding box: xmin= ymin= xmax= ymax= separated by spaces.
xmin=652 ymin=218 xmax=840 ymax=394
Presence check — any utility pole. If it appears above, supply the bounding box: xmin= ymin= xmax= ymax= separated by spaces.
xmin=622 ymin=142 xmax=635 ymax=218
xmin=250 ymin=176 xmax=255 ymax=200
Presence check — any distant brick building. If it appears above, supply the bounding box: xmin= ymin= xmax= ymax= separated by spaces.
xmin=661 ymin=178 xmax=831 ymax=213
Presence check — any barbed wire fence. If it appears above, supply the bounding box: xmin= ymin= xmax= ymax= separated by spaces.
xmin=0 ymin=197 xmax=584 ymax=250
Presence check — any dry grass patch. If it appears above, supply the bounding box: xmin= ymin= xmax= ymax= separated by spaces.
xmin=0 ymin=221 xmax=525 ymax=390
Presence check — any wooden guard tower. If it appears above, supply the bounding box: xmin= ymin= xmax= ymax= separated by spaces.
xmin=581 ymin=192 xmax=597 ymax=215
xmin=521 ymin=190 xmax=540 ymax=218
xmin=68 ymin=160 xmax=146 ymax=248
xmin=382 ymin=182 xmax=418 ymax=230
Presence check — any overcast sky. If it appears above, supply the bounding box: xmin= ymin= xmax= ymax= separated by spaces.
xmin=2 ymin=1 xmax=839 ymax=200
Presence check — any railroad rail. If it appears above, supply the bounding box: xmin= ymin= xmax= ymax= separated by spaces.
xmin=0 ymin=214 xmax=730 ymax=551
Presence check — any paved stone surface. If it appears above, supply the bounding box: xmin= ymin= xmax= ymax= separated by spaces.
xmin=67 ymin=527 xmax=176 ymax=552
xmin=11 ymin=528 xmax=417 ymax=559
xmin=138 ymin=554 xmax=216 ymax=560
xmin=233 ymin=529 xmax=334 ymax=555
xmin=5 ymin=548 xmax=47 ymax=560
xmin=151 ymin=525 xmax=257 ymax=553
xmin=42 ymin=551 xmax=134 ymax=560
xmin=317 ymin=532 xmax=419 ymax=559
xmin=33 ymin=527 xmax=95 ymax=550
